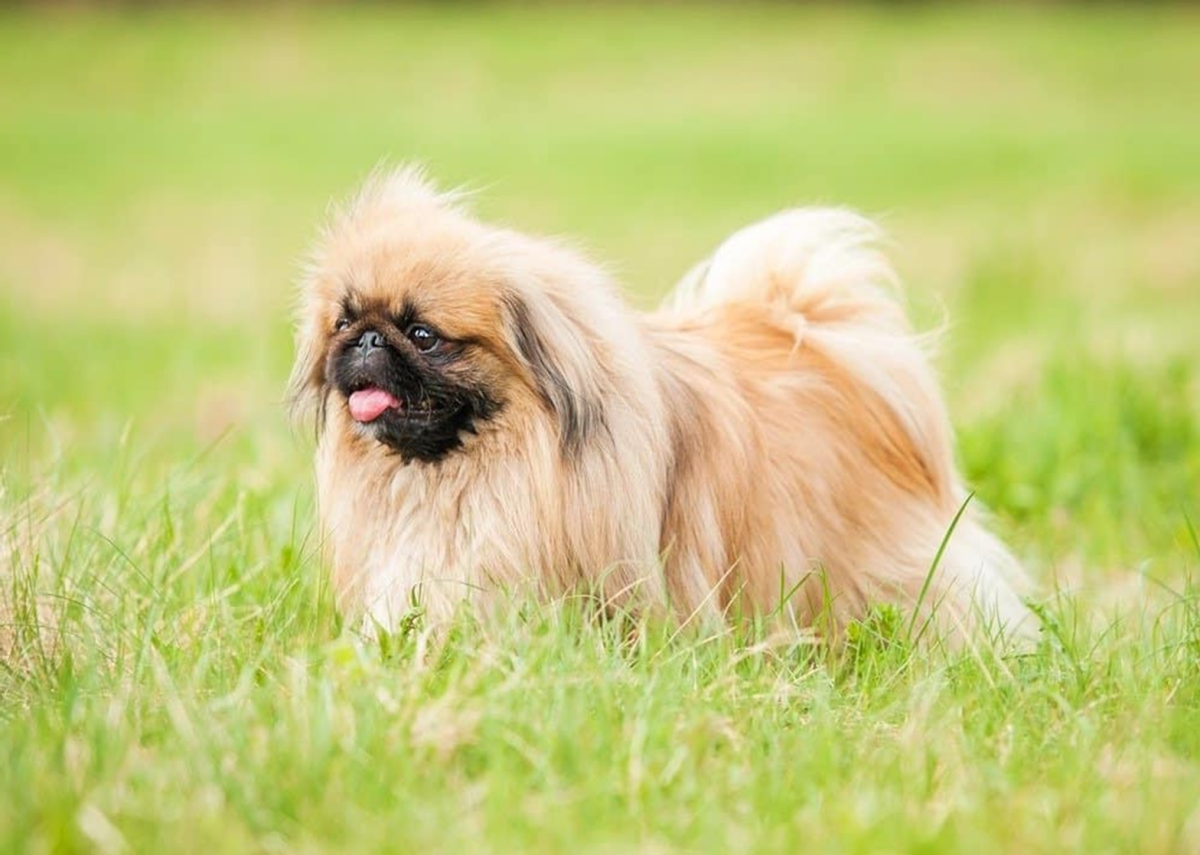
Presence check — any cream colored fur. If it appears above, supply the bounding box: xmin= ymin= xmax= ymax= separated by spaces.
xmin=291 ymin=168 xmax=1034 ymax=642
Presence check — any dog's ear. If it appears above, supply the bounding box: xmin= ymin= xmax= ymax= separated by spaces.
xmin=501 ymin=289 xmax=605 ymax=453
xmin=287 ymin=310 xmax=330 ymax=431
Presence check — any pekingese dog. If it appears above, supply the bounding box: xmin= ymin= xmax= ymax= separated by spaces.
xmin=289 ymin=167 xmax=1033 ymax=641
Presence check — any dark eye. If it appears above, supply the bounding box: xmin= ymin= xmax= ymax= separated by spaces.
xmin=406 ymin=324 xmax=439 ymax=352
xmin=334 ymin=316 xmax=351 ymax=332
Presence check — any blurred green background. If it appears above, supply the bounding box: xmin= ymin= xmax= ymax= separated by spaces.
xmin=4 ymin=3 xmax=1198 ymax=570
xmin=4 ymin=5 xmax=1200 ymax=853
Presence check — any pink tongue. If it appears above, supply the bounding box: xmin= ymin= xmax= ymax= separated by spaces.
xmin=348 ymin=388 xmax=401 ymax=423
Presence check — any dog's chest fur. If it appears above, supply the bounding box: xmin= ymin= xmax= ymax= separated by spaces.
xmin=315 ymin=418 xmax=565 ymax=627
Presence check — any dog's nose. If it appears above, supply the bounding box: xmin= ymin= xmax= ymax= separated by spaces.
xmin=356 ymin=330 xmax=386 ymax=354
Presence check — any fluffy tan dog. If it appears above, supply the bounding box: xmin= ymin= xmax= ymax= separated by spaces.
xmin=290 ymin=167 xmax=1033 ymax=640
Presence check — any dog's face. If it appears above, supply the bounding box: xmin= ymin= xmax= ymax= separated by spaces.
xmin=320 ymin=287 xmax=504 ymax=461
xmin=289 ymin=168 xmax=611 ymax=463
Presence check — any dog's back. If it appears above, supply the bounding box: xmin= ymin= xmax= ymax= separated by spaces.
xmin=648 ymin=210 xmax=1034 ymax=640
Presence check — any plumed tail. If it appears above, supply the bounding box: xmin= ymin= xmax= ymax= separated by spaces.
xmin=667 ymin=209 xmax=901 ymax=327
xmin=665 ymin=209 xmax=954 ymax=498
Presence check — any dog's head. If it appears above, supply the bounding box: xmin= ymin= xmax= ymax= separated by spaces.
xmin=289 ymin=167 xmax=620 ymax=463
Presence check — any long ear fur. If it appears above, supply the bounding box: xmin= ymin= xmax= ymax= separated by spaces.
xmin=286 ymin=305 xmax=329 ymax=431
xmin=501 ymin=289 xmax=607 ymax=454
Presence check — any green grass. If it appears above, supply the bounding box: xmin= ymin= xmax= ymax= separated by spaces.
xmin=3 ymin=4 xmax=1200 ymax=852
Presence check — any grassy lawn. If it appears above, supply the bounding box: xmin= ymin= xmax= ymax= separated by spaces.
xmin=3 ymin=4 xmax=1200 ymax=852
